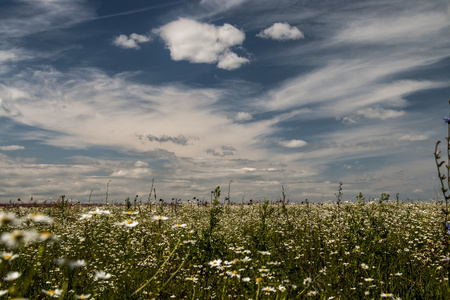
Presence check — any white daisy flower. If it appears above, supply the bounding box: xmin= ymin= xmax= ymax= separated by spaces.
xmin=4 ymin=271 xmax=21 ymax=281
xmin=208 ymin=259 xmax=222 ymax=268
xmin=27 ymin=213 xmax=53 ymax=224
xmin=117 ymin=220 xmax=139 ymax=227
xmin=42 ymin=289 xmax=63 ymax=298
xmin=1 ymin=251 xmax=18 ymax=262
xmin=94 ymin=270 xmax=112 ymax=280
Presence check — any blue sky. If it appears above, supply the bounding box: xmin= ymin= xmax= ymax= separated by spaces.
xmin=1 ymin=0 xmax=450 ymax=203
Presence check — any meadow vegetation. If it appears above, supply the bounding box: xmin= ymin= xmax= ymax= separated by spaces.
xmin=0 ymin=196 xmax=449 ymax=299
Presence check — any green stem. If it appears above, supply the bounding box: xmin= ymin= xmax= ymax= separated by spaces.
xmin=157 ymin=252 xmax=190 ymax=294
xmin=132 ymin=237 xmax=182 ymax=296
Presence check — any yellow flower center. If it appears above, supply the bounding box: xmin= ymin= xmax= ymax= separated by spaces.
xmin=4 ymin=255 xmax=11 ymax=260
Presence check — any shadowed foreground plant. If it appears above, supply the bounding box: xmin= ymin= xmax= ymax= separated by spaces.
xmin=435 ymin=104 xmax=450 ymax=221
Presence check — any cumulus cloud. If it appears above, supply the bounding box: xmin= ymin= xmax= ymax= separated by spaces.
xmin=278 ymin=139 xmax=307 ymax=148
xmin=256 ymin=22 xmax=304 ymax=41
xmin=155 ymin=18 xmax=249 ymax=70
xmin=113 ymin=33 xmax=151 ymax=49
xmin=0 ymin=145 xmax=25 ymax=151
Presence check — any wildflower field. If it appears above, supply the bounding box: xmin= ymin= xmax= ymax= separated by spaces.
xmin=0 ymin=199 xmax=449 ymax=300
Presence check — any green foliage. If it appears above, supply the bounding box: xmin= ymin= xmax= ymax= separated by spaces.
xmin=380 ymin=193 xmax=390 ymax=203
xmin=335 ymin=182 xmax=343 ymax=206
xmin=0 ymin=202 xmax=449 ymax=299
xmin=356 ymin=192 xmax=365 ymax=204
xmin=125 ymin=197 xmax=131 ymax=209
xmin=212 ymin=185 xmax=221 ymax=205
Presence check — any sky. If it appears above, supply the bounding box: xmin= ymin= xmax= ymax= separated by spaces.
xmin=0 ymin=0 xmax=450 ymax=203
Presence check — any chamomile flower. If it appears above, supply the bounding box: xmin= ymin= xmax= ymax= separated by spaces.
xmin=0 ymin=290 xmax=7 ymax=296
xmin=278 ymin=285 xmax=286 ymax=292
xmin=68 ymin=260 xmax=86 ymax=269
xmin=172 ymin=223 xmax=188 ymax=228
xmin=0 ymin=213 xmax=19 ymax=226
xmin=42 ymin=289 xmax=63 ymax=298
xmin=122 ymin=211 xmax=138 ymax=215
xmin=39 ymin=231 xmax=59 ymax=243
xmin=303 ymin=277 xmax=312 ymax=285
xmin=380 ymin=293 xmax=394 ymax=298
xmin=261 ymin=286 xmax=276 ymax=293
xmin=208 ymin=259 xmax=222 ymax=268
xmin=241 ymin=256 xmax=251 ymax=263
xmin=75 ymin=294 xmax=92 ymax=299
xmin=117 ymin=220 xmax=139 ymax=227
xmin=95 ymin=270 xmax=112 ymax=280
xmin=4 ymin=271 xmax=21 ymax=281
xmin=307 ymin=291 xmax=318 ymax=297
xmin=90 ymin=209 xmax=110 ymax=215
xmin=185 ymin=276 xmax=198 ymax=282
xmin=226 ymin=270 xmax=241 ymax=279
xmin=1 ymin=252 xmax=18 ymax=262
xmin=79 ymin=214 xmax=92 ymax=221
xmin=361 ymin=263 xmax=369 ymax=270
xmin=1 ymin=230 xmax=38 ymax=249
xmin=152 ymin=215 xmax=168 ymax=221
xmin=27 ymin=213 xmax=53 ymax=224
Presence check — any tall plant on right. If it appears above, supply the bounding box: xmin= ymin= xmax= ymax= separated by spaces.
xmin=435 ymin=103 xmax=450 ymax=222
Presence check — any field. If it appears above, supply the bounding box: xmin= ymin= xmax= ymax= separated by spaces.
xmin=0 ymin=199 xmax=449 ymax=299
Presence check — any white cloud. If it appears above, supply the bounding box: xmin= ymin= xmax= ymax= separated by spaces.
xmin=155 ymin=18 xmax=249 ymax=70
xmin=0 ymin=0 xmax=94 ymax=40
xmin=0 ymin=51 xmax=16 ymax=63
xmin=399 ymin=135 xmax=429 ymax=141
xmin=110 ymin=168 xmax=152 ymax=178
xmin=228 ymin=112 xmax=253 ymax=122
xmin=256 ymin=22 xmax=304 ymax=41
xmin=113 ymin=33 xmax=151 ymax=49
xmin=217 ymin=51 xmax=249 ymax=70
xmin=0 ymin=145 xmax=25 ymax=151
xmin=355 ymin=107 xmax=405 ymax=120
xmin=0 ymin=68 xmax=278 ymax=161
xmin=200 ymin=0 xmax=247 ymax=11
xmin=278 ymin=139 xmax=307 ymax=148
xmin=334 ymin=12 xmax=449 ymax=45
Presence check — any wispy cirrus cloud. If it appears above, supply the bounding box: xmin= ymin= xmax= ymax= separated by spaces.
xmin=0 ymin=67 xmax=277 ymax=161
xmin=0 ymin=145 xmax=24 ymax=151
